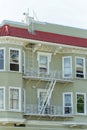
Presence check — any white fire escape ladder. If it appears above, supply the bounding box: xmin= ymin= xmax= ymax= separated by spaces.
xmin=39 ymin=79 xmax=56 ymax=114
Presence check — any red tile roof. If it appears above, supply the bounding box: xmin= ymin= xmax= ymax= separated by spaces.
xmin=0 ymin=24 xmax=87 ymax=47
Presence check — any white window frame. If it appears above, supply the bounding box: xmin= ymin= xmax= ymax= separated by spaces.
xmin=9 ymin=48 xmax=21 ymax=72
xmin=0 ymin=48 xmax=5 ymax=71
xmin=37 ymin=52 xmax=51 ymax=74
xmin=0 ymin=87 xmax=5 ymax=111
xmin=62 ymin=56 xmax=72 ymax=78
xmin=63 ymin=92 xmax=73 ymax=115
xmin=75 ymin=57 xmax=85 ymax=79
xmin=76 ymin=92 xmax=86 ymax=115
xmin=9 ymin=87 xmax=21 ymax=111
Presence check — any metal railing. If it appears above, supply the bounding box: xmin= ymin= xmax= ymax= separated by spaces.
xmin=24 ymin=104 xmax=73 ymax=116
xmin=23 ymin=70 xmax=73 ymax=82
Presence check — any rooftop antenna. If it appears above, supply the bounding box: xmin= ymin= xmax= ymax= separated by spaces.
xmin=23 ymin=8 xmax=34 ymax=33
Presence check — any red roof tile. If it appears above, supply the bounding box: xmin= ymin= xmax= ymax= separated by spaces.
xmin=0 ymin=24 xmax=87 ymax=47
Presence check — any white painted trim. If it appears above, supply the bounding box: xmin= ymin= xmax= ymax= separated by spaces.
xmin=63 ymin=92 xmax=73 ymax=115
xmin=62 ymin=56 xmax=72 ymax=78
xmin=9 ymin=48 xmax=21 ymax=72
xmin=75 ymin=57 xmax=85 ymax=79
xmin=9 ymin=87 xmax=21 ymax=112
xmin=76 ymin=92 xmax=86 ymax=115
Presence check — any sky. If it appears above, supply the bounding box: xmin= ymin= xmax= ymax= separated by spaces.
xmin=0 ymin=0 xmax=87 ymax=29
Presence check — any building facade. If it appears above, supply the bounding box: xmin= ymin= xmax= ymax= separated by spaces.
xmin=0 ymin=20 xmax=87 ymax=129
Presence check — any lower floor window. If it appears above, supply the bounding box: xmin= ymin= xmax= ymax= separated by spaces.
xmin=77 ymin=93 xmax=86 ymax=114
xmin=63 ymin=93 xmax=72 ymax=114
xmin=9 ymin=87 xmax=21 ymax=111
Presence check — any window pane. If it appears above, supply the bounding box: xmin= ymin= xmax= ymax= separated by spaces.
xmin=40 ymin=56 xmax=47 ymax=67
xmin=65 ymin=94 xmax=71 ymax=106
xmin=0 ymin=49 xmax=4 ymax=70
xmin=10 ymin=50 xmax=19 ymax=63
xmin=64 ymin=58 xmax=70 ymax=67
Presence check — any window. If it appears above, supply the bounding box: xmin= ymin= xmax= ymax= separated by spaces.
xmin=38 ymin=89 xmax=49 ymax=114
xmin=0 ymin=48 xmax=5 ymax=70
xmin=76 ymin=93 xmax=86 ymax=114
xmin=9 ymin=49 xmax=20 ymax=72
xmin=62 ymin=56 xmax=72 ymax=78
xmin=22 ymin=51 xmax=25 ymax=74
xmin=75 ymin=57 xmax=85 ymax=78
xmin=37 ymin=52 xmax=51 ymax=74
xmin=9 ymin=87 xmax=21 ymax=111
xmin=0 ymin=87 xmax=5 ymax=110
xmin=63 ymin=93 xmax=73 ymax=114
xmin=39 ymin=55 xmax=48 ymax=73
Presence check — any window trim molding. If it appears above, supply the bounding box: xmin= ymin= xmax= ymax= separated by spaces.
xmin=75 ymin=57 xmax=85 ymax=79
xmin=76 ymin=92 xmax=86 ymax=115
xmin=63 ymin=92 xmax=73 ymax=115
xmin=9 ymin=48 xmax=21 ymax=72
xmin=37 ymin=52 xmax=52 ymax=74
xmin=62 ymin=56 xmax=72 ymax=78
xmin=9 ymin=87 xmax=21 ymax=112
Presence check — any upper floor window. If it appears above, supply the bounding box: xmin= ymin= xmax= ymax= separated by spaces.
xmin=9 ymin=87 xmax=21 ymax=111
xmin=63 ymin=93 xmax=73 ymax=115
xmin=9 ymin=49 xmax=20 ymax=72
xmin=76 ymin=93 xmax=86 ymax=114
xmin=37 ymin=52 xmax=51 ymax=74
xmin=0 ymin=48 xmax=5 ymax=71
xmin=75 ymin=57 xmax=85 ymax=78
xmin=0 ymin=87 xmax=5 ymax=110
xmin=62 ymin=56 xmax=72 ymax=78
